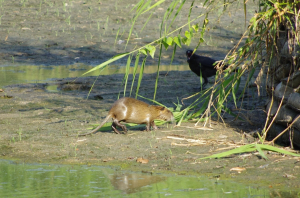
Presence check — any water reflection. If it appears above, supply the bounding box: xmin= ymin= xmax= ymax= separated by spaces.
xmin=108 ymin=173 xmax=166 ymax=194
xmin=0 ymin=160 xmax=298 ymax=197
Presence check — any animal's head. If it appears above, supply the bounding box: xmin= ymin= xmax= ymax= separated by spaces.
xmin=186 ymin=50 xmax=194 ymax=60
xmin=157 ymin=106 xmax=174 ymax=122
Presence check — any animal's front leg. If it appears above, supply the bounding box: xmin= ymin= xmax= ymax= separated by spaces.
xmin=151 ymin=121 xmax=158 ymax=130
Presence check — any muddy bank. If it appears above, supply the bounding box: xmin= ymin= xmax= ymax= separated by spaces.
xmin=0 ymin=71 xmax=300 ymax=190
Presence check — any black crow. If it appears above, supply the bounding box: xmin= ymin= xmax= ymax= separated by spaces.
xmin=186 ymin=50 xmax=228 ymax=89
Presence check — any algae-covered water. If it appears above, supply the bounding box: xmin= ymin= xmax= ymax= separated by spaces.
xmin=0 ymin=160 xmax=279 ymax=198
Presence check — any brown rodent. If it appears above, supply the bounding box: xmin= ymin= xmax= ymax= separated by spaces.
xmin=79 ymin=97 xmax=174 ymax=136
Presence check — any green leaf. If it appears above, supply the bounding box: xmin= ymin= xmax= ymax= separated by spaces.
xmin=161 ymin=37 xmax=173 ymax=50
xmin=83 ymin=53 xmax=128 ymax=76
xmin=192 ymin=24 xmax=199 ymax=32
xmin=145 ymin=45 xmax=156 ymax=59
xmin=203 ymin=18 xmax=209 ymax=25
xmin=140 ymin=48 xmax=148 ymax=56
xmin=185 ymin=30 xmax=191 ymax=39
xmin=166 ymin=37 xmax=173 ymax=45
xmin=182 ymin=37 xmax=191 ymax=46
xmin=173 ymin=35 xmax=182 ymax=48
xmin=162 ymin=39 xmax=169 ymax=50
xmin=174 ymin=102 xmax=182 ymax=112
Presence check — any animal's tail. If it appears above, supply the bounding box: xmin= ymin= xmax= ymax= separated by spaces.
xmin=78 ymin=115 xmax=112 ymax=136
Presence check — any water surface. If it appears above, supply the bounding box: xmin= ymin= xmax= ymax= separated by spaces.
xmin=0 ymin=160 xmax=294 ymax=198
xmin=0 ymin=64 xmax=189 ymax=89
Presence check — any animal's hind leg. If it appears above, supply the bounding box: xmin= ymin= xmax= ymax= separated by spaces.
xmin=113 ymin=119 xmax=128 ymax=134
xmin=111 ymin=122 xmax=121 ymax=134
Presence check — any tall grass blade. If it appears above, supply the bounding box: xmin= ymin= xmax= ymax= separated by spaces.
xmin=238 ymin=67 xmax=255 ymax=100
xmin=141 ymin=0 xmax=166 ymax=14
xmin=201 ymin=143 xmax=300 ymax=160
xmin=126 ymin=0 xmax=151 ymax=48
xmin=153 ymin=43 xmax=163 ymax=101
xmin=232 ymin=83 xmax=237 ymax=108
xmin=141 ymin=12 xmax=153 ymax=32
xmin=83 ymin=53 xmax=128 ymax=76
xmin=177 ymin=108 xmax=188 ymax=126
xmin=138 ymin=95 xmax=166 ymax=107
xmin=243 ymin=0 xmax=246 ymax=27
xmin=258 ymin=145 xmax=300 ymax=157
xmin=188 ymin=0 xmax=195 ymax=29
xmin=170 ymin=44 xmax=177 ymax=66
xmin=165 ymin=1 xmax=176 ymax=20
xmin=200 ymin=144 xmax=257 ymax=159
xmin=255 ymin=144 xmax=268 ymax=159
xmin=114 ymin=27 xmax=120 ymax=46
xmin=168 ymin=0 xmax=186 ymax=32
xmin=135 ymin=56 xmax=147 ymax=98
xmin=131 ymin=0 xmax=144 ymax=12
xmin=130 ymin=53 xmax=140 ymax=97
xmin=123 ymin=55 xmax=132 ymax=97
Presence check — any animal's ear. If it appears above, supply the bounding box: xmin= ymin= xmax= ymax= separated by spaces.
xmin=159 ymin=106 xmax=166 ymax=111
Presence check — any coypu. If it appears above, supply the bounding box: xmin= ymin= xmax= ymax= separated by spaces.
xmin=78 ymin=97 xmax=174 ymax=136
xmin=186 ymin=50 xmax=229 ymax=89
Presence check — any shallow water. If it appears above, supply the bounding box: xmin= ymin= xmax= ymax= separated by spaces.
xmin=0 ymin=160 xmax=281 ymax=198
xmin=0 ymin=64 xmax=189 ymax=89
